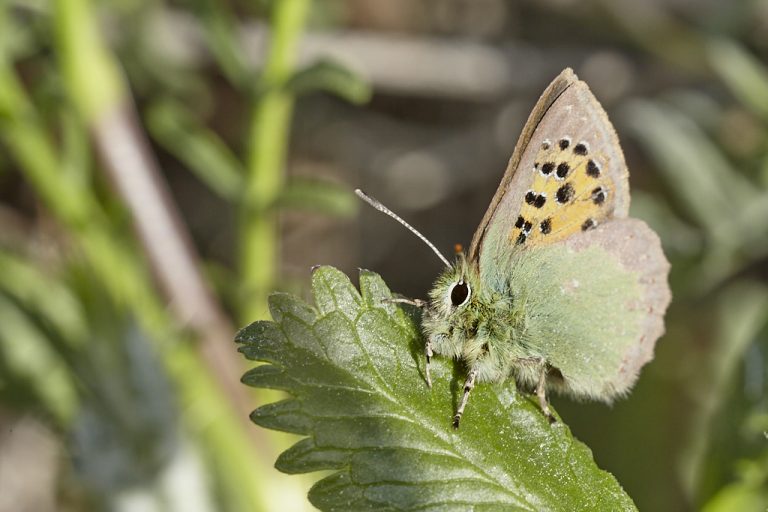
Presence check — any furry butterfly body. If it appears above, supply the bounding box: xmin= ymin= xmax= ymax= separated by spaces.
xmin=360 ymin=68 xmax=670 ymax=427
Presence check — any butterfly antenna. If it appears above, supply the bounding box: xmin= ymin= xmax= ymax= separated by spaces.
xmin=355 ymin=189 xmax=451 ymax=268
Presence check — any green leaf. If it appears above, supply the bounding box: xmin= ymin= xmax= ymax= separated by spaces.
xmin=191 ymin=0 xmax=253 ymax=90
xmin=236 ymin=266 xmax=637 ymax=511
xmin=276 ymin=178 xmax=358 ymax=217
xmin=702 ymin=450 xmax=768 ymax=512
xmin=622 ymin=100 xmax=754 ymax=235
xmin=287 ymin=58 xmax=372 ymax=104
xmin=708 ymin=39 xmax=768 ymax=121
xmin=0 ymin=293 xmax=78 ymax=424
xmin=145 ymin=100 xmax=244 ymax=200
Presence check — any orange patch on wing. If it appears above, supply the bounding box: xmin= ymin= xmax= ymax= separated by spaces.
xmin=510 ymin=137 xmax=617 ymax=247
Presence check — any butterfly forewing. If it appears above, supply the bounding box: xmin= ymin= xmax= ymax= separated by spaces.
xmin=469 ymin=69 xmax=630 ymax=273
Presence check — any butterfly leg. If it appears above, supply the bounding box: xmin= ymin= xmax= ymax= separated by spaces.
xmin=514 ymin=356 xmax=556 ymax=423
xmin=453 ymin=368 xmax=478 ymax=429
xmin=383 ymin=297 xmax=427 ymax=308
xmin=424 ymin=337 xmax=433 ymax=388
xmin=536 ymin=368 xmax=556 ymax=424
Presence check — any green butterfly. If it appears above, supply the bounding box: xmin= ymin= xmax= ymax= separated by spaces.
xmin=358 ymin=68 xmax=671 ymax=428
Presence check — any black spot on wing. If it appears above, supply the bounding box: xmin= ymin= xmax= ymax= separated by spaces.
xmin=525 ymin=191 xmax=536 ymax=204
xmin=591 ymin=187 xmax=606 ymax=205
xmin=558 ymin=138 xmax=570 ymax=150
xmin=541 ymin=162 xmax=555 ymax=176
xmin=556 ymin=163 xmax=570 ymax=179
xmin=574 ymin=143 xmax=588 ymax=155
xmin=556 ymin=183 xmax=575 ymax=203
xmin=581 ymin=218 xmax=597 ymax=231
xmin=515 ymin=215 xmax=525 ymax=228
xmin=526 ymin=191 xmax=546 ymax=208
xmin=587 ymin=160 xmax=601 ymax=177
xmin=540 ymin=218 xmax=552 ymax=234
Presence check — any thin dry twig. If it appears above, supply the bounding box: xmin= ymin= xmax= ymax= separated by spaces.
xmin=91 ymin=101 xmax=257 ymax=437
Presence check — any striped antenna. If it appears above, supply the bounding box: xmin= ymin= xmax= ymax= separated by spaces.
xmin=355 ymin=189 xmax=451 ymax=268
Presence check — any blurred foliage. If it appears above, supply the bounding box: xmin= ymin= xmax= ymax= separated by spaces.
xmin=0 ymin=0 xmax=364 ymax=510
xmin=0 ymin=0 xmax=766 ymax=511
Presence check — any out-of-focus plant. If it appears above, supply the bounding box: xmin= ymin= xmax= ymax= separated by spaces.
xmin=160 ymin=0 xmax=370 ymax=323
xmin=0 ymin=248 xmax=198 ymax=510
xmin=0 ymin=0 xmax=370 ymax=509
xmin=701 ymin=416 xmax=768 ymax=512
xmin=0 ymin=0 xmax=267 ymax=506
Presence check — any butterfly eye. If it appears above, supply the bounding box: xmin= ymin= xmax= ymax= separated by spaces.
xmin=449 ymin=280 xmax=471 ymax=307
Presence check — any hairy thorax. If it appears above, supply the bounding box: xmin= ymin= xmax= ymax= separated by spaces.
xmin=421 ymin=258 xmax=535 ymax=384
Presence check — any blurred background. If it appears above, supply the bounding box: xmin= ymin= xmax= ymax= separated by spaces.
xmin=0 ymin=0 xmax=767 ymax=511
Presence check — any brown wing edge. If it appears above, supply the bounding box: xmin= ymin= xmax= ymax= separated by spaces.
xmin=467 ymin=68 xmax=577 ymax=263
xmin=569 ymin=79 xmax=630 ymax=218
xmin=566 ymin=218 xmax=672 ymax=398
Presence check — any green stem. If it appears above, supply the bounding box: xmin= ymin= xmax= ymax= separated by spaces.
xmin=53 ymin=0 xmax=124 ymax=122
xmin=0 ymin=2 xmax=270 ymax=510
xmin=240 ymin=0 xmax=310 ymax=322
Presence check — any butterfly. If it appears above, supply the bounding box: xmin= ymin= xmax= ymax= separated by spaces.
xmin=357 ymin=68 xmax=671 ymax=428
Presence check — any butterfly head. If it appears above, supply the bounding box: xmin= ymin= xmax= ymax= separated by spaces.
xmin=423 ymin=251 xmax=518 ymax=383
xmin=427 ymin=251 xmax=466 ymax=301
xmin=425 ymin=253 xmax=485 ymax=331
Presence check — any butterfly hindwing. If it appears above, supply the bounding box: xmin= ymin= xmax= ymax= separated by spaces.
xmin=506 ymin=219 xmax=670 ymax=399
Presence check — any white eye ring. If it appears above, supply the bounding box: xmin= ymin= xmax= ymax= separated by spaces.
xmin=448 ymin=280 xmax=471 ymax=307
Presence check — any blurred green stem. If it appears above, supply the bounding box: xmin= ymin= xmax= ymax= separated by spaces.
xmin=240 ymin=0 xmax=310 ymax=322
xmin=0 ymin=1 xmax=271 ymax=509
xmin=53 ymin=0 xmax=124 ymax=121
xmin=678 ymin=283 xmax=768 ymax=502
